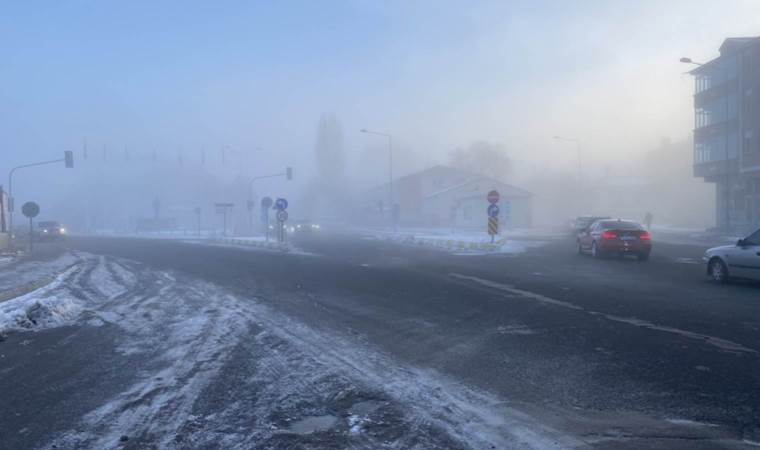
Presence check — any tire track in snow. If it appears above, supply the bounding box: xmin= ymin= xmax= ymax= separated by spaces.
xmin=39 ymin=255 xmax=579 ymax=450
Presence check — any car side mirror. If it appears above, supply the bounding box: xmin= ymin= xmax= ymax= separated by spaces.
xmin=737 ymin=239 xmax=746 ymax=247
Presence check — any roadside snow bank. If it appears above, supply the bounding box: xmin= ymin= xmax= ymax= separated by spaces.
xmin=0 ymin=266 xmax=80 ymax=333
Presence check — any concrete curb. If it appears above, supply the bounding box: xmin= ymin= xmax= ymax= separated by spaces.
xmin=389 ymin=235 xmax=507 ymax=253
xmin=214 ymin=238 xmax=290 ymax=252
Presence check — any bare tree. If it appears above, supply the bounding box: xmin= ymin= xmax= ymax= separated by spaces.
xmin=449 ymin=141 xmax=511 ymax=181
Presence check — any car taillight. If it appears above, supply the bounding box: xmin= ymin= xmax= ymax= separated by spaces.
xmin=639 ymin=231 xmax=651 ymax=240
xmin=602 ymin=231 xmax=618 ymax=240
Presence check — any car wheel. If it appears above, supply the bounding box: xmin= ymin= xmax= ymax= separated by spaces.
xmin=708 ymin=258 xmax=730 ymax=283
xmin=591 ymin=241 xmax=602 ymax=259
xmin=637 ymin=252 xmax=650 ymax=262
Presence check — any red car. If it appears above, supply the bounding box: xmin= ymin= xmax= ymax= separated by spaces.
xmin=577 ymin=219 xmax=652 ymax=261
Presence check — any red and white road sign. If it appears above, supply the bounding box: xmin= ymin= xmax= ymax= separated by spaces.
xmin=487 ymin=190 xmax=500 ymax=204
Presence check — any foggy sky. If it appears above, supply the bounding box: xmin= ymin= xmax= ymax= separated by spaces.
xmin=0 ymin=0 xmax=757 ymax=227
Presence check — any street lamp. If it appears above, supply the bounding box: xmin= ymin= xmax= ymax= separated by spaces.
xmin=360 ymin=129 xmax=394 ymax=231
xmin=553 ymin=136 xmax=582 ymax=182
xmin=681 ymin=56 xmax=732 ymax=232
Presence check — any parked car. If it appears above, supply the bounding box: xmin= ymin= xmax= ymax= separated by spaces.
xmin=704 ymin=227 xmax=760 ymax=283
xmin=571 ymin=215 xmax=611 ymax=235
xmin=577 ymin=219 xmax=652 ymax=261
xmin=37 ymin=221 xmax=67 ymax=241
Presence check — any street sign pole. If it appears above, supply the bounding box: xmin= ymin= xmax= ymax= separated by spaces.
xmin=275 ymin=203 xmax=289 ymax=243
xmin=487 ymin=190 xmax=500 ymax=243
xmin=21 ymin=201 xmax=39 ymax=253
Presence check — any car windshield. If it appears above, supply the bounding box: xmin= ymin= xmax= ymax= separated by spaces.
xmin=745 ymin=228 xmax=760 ymax=245
xmin=3 ymin=4 xmax=760 ymax=449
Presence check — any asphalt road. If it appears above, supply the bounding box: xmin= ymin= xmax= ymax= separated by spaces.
xmin=2 ymin=230 xmax=760 ymax=449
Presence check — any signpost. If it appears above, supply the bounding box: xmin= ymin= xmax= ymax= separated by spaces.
xmin=247 ymin=199 xmax=255 ymax=235
xmin=274 ymin=198 xmax=289 ymax=243
xmin=488 ymin=217 xmax=498 ymax=241
xmin=21 ymin=201 xmax=39 ymax=252
xmin=214 ymin=202 xmax=234 ymax=236
xmin=261 ymin=197 xmax=273 ymax=241
xmin=486 ymin=190 xmax=500 ymax=243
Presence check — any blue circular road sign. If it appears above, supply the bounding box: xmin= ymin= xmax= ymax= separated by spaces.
xmin=275 ymin=198 xmax=288 ymax=210
xmin=487 ymin=204 xmax=500 ymax=218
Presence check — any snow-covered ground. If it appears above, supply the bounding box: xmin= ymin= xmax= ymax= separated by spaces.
xmin=1 ymin=252 xmax=574 ymax=449
xmin=0 ymin=252 xmax=79 ymax=294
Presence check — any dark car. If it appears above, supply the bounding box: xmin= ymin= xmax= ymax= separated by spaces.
xmin=37 ymin=221 xmax=67 ymax=241
xmin=577 ymin=219 xmax=651 ymax=261
xmin=571 ymin=215 xmax=611 ymax=235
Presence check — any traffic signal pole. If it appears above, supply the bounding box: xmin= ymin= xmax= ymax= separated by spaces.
xmin=248 ymin=167 xmax=292 ymax=235
xmin=7 ymin=151 xmax=74 ymax=245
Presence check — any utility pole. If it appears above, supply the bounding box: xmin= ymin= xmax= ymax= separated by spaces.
xmin=360 ymin=129 xmax=395 ymax=232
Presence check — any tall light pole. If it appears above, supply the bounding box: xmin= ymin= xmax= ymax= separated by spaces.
xmin=681 ymin=56 xmax=732 ymax=232
xmin=360 ymin=129 xmax=394 ymax=231
xmin=7 ymin=151 xmax=74 ymax=243
xmin=553 ymin=136 xmax=582 ymax=182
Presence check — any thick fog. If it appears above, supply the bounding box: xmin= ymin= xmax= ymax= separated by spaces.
xmin=2 ymin=1 xmax=758 ymax=233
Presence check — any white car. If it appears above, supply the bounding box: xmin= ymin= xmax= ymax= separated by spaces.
xmin=704 ymin=228 xmax=760 ymax=283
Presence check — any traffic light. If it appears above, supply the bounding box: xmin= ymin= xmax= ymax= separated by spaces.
xmin=64 ymin=150 xmax=74 ymax=168
xmin=286 ymin=167 xmax=293 ymax=180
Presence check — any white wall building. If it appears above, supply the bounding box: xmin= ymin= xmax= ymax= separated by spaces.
xmin=365 ymin=165 xmax=532 ymax=230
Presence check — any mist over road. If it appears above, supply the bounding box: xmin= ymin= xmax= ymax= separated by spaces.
xmin=2 ymin=231 xmax=759 ymax=449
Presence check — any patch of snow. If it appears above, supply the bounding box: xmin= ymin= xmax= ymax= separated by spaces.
xmin=665 ymin=418 xmax=718 ymax=427
xmin=0 ymin=265 xmax=81 ymax=333
xmin=0 ymin=252 xmax=79 ymax=292
xmin=286 ymin=415 xmax=338 ymax=435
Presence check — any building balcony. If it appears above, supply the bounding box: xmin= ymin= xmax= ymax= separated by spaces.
xmin=694 ymin=158 xmax=740 ymax=180
xmin=693 ymin=78 xmax=738 ymax=107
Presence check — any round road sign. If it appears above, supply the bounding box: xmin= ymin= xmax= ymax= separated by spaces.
xmin=261 ymin=197 xmax=273 ymax=209
xmin=276 ymin=210 xmax=288 ymax=222
xmin=275 ymin=198 xmax=288 ymax=210
xmin=487 ymin=190 xmax=500 ymax=204
xmin=21 ymin=201 xmax=40 ymax=218
xmin=487 ymin=204 xmax=500 ymax=218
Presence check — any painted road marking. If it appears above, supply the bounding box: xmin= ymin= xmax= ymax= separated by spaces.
xmin=449 ymin=273 xmax=757 ymax=354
